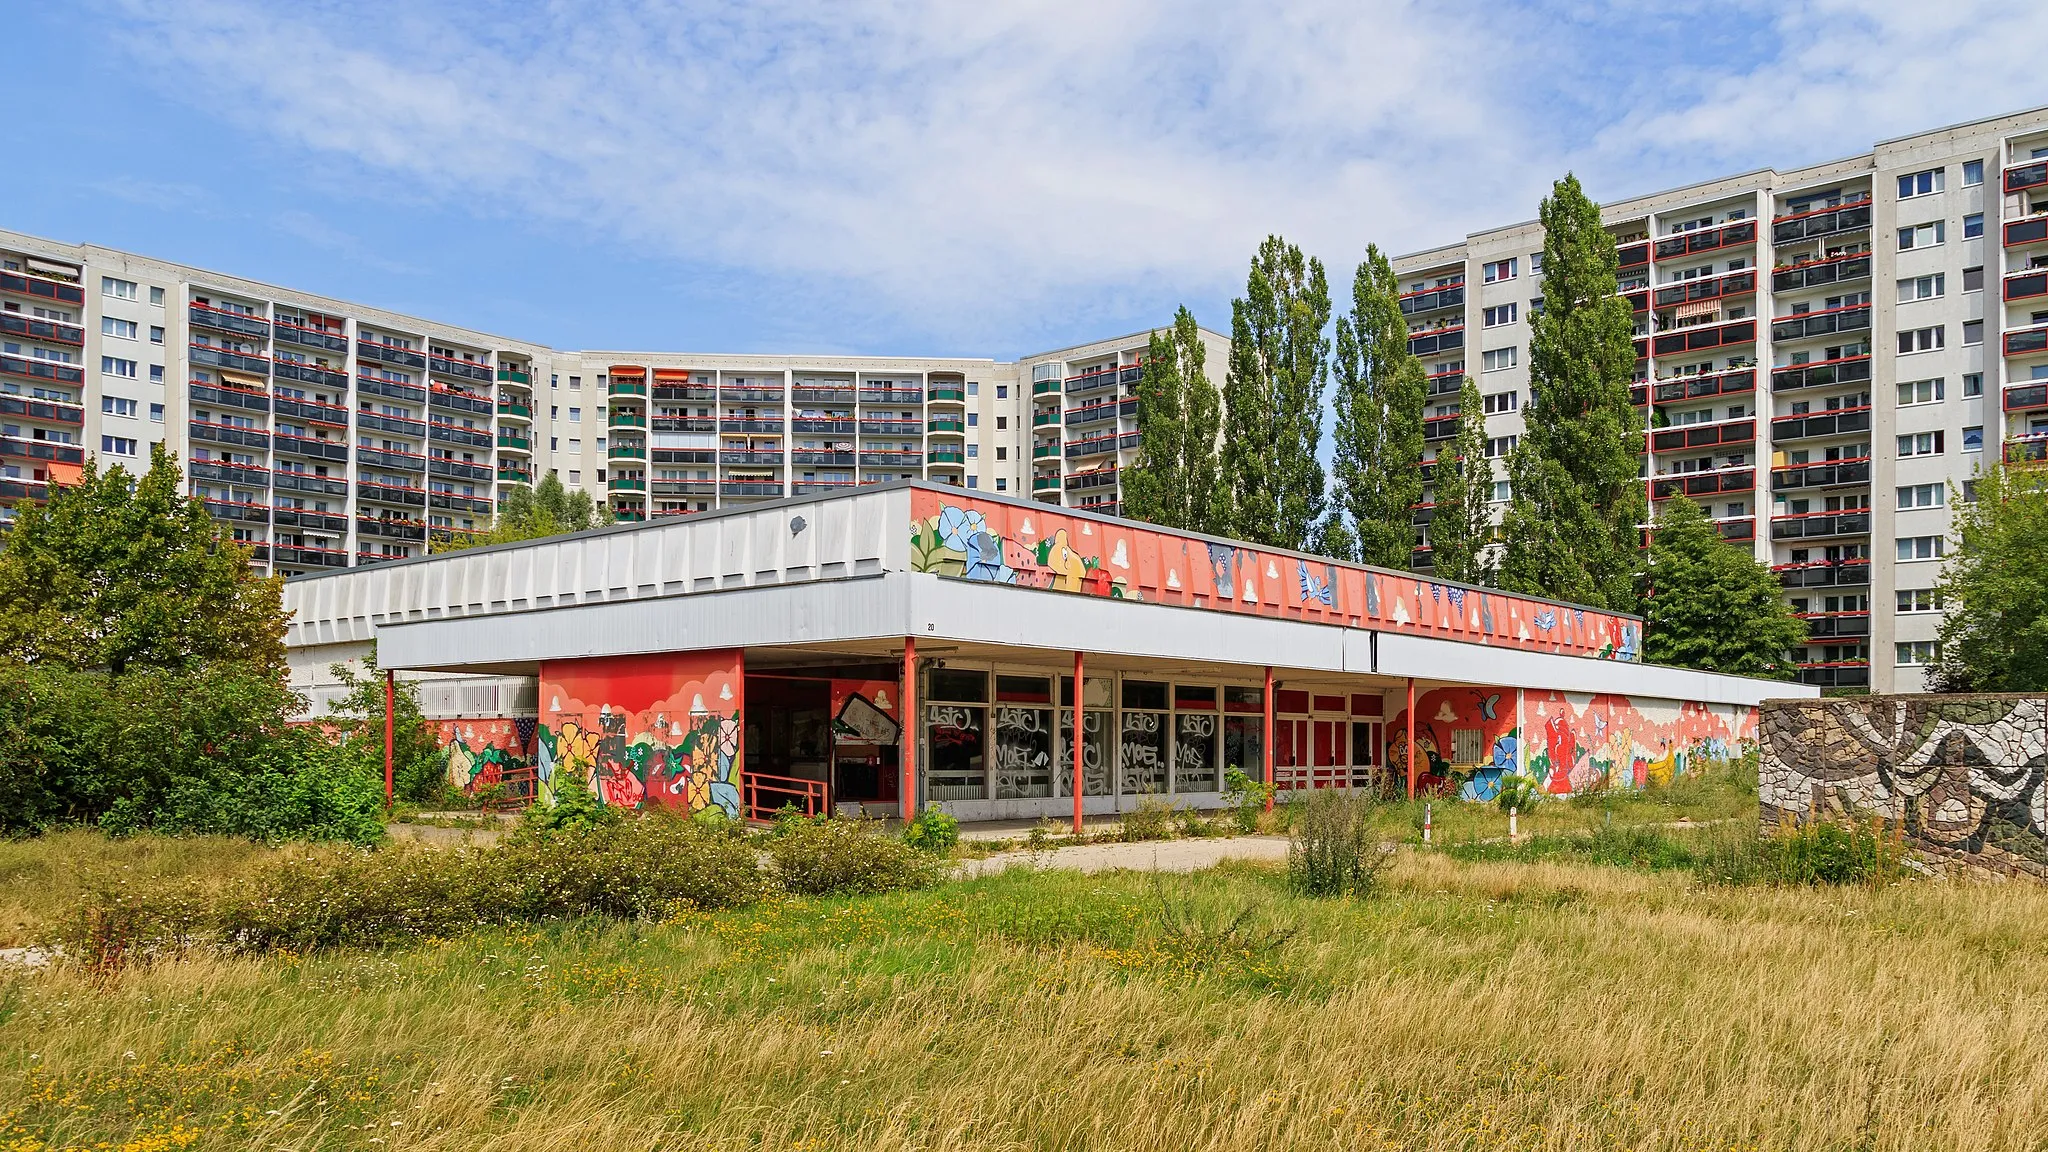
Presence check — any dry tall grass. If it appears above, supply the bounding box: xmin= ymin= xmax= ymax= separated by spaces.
xmin=5 ymin=848 xmax=2048 ymax=1150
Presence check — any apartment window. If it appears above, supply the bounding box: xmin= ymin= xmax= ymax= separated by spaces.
xmin=101 ymin=356 xmax=137 ymax=378
xmin=101 ymin=317 xmax=137 ymax=340
xmin=101 ymin=277 xmax=137 ymax=300
xmin=1897 ymin=326 xmax=1944 ymax=354
xmin=1962 ymin=373 xmax=1984 ymax=397
xmin=147 ymin=286 xmax=164 ymax=306
xmin=100 ymin=435 xmax=136 ymax=456
xmin=148 ymin=402 xmax=163 ymax=422
xmin=1492 ymin=480 xmax=1512 ymax=503
xmin=1482 ymin=257 xmax=1518 ymax=283
xmin=568 ymin=376 xmax=581 ymax=390
xmin=1897 ymin=431 xmax=1944 ymax=457
xmin=1898 ymin=484 xmax=1944 ymax=509
xmin=1897 ymin=378 xmax=1943 ymax=406
xmin=966 ymin=444 xmax=979 ymax=458
xmin=1482 ymin=390 xmax=1518 ymax=415
xmin=1898 ymin=221 xmax=1945 ymax=250
xmin=1963 ymin=266 xmax=1985 ymax=292
xmin=965 ymin=476 xmax=979 ymax=489
xmin=1482 ymin=303 xmax=1517 ymax=327
xmin=996 ymin=384 xmax=1008 ymax=399
xmin=1963 ymin=320 xmax=1983 ymax=346
xmin=148 ymin=325 xmax=163 ymax=345
xmin=567 ymin=470 xmax=580 ymax=484
xmin=995 ymin=477 xmax=1008 ymax=492
xmin=1897 ymin=169 xmax=1944 ymax=199
xmin=101 ymin=396 xmax=137 ymax=418
xmin=1898 ymin=274 xmax=1944 ymax=302
xmin=996 ymin=415 xmax=1007 ymax=430
xmin=1962 ymin=212 xmax=1984 ymax=239
xmin=1896 ymin=641 xmax=1940 ymax=666
xmin=995 ymin=446 xmax=1007 ymax=461
xmin=1897 ymin=588 xmax=1942 ymax=613
xmin=567 ymin=438 xmax=581 ymax=453
xmin=549 ymin=437 xmax=559 ymax=451
xmin=1960 ymin=159 xmax=1984 ymax=186
xmin=1529 ymin=253 xmax=1543 ymax=275
xmin=1896 ymin=535 xmax=1944 ymax=561
xmin=966 ymin=413 xmax=978 ymax=427
xmin=1481 ymin=347 xmax=1517 ymax=372
xmin=1963 ymin=479 xmax=1979 ymax=503
xmin=1485 ymin=435 xmax=1518 ymax=458
xmin=1963 ymin=425 xmax=1983 ymax=452
xmin=568 ymin=407 xmax=581 ymax=422
xmin=148 ymin=365 xmax=163 ymax=383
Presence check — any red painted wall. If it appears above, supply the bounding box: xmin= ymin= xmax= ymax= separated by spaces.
xmin=536 ymin=649 xmax=745 ymax=817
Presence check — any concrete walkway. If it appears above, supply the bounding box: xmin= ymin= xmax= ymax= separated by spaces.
xmin=957 ymin=835 xmax=1289 ymax=878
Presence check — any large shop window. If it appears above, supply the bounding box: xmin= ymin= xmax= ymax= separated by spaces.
xmin=1120 ymin=679 xmax=1170 ymax=795
xmin=1173 ymin=684 xmax=1219 ymax=793
xmin=1059 ymin=675 xmax=1115 ymax=796
xmin=992 ymin=674 xmax=1054 ymax=799
xmin=1223 ymin=686 xmax=1265 ymax=782
xmin=925 ymin=668 xmax=988 ymax=801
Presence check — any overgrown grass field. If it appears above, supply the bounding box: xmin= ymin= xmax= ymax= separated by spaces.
xmin=5 ymin=831 xmax=2048 ymax=1150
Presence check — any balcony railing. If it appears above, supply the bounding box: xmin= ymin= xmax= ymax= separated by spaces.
xmin=1799 ymin=612 xmax=1871 ymax=640
xmin=428 ymin=386 xmax=493 ymax=416
xmin=1616 ymin=241 xmax=1650 ymax=269
xmin=0 ymin=394 xmax=85 ymax=426
xmin=188 ymin=303 xmax=269 ymax=339
xmin=857 ymin=450 xmax=920 ymax=466
xmin=1770 ymin=253 xmax=1872 ymax=294
xmin=1771 ymin=304 xmax=1870 ymax=343
xmin=2005 ymin=382 xmax=2048 ymax=412
xmin=357 ymin=517 xmax=427 ymax=542
xmin=1650 ymin=319 xmax=1756 ymax=358
xmin=358 ymin=411 xmax=426 ymax=437
xmin=928 ymin=417 xmax=966 ymax=433
xmin=1648 ymin=418 xmax=1754 ymax=453
xmin=1032 ymin=411 xmax=1062 ymax=427
xmin=1399 ymin=283 xmax=1465 ymax=316
xmin=1423 ymin=415 xmax=1460 ymax=442
xmin=791 ymin=386 xmax=852 ymax=404
xmin=1066 ymin=434 xmax=1118 ymax=458
xmin=0 ymin=435 xmax=84 ymax=466
xmin=1065 ymin=402 xmax=1121 ymax=427
xmin=1771 ymin=355 xmax=1871 ymax=393
xmin=275 ymin=471 xmax=348 ymax=497
xmin=497 ymin=465 xmax=534 ymax=484
xmin=791 ymin=481 xmax=855 ymax=495
xmin=1775 ymin=559 xmax=1872 ymax=589
xmin=356 ymin=480 xmax=428 ymax=507
xmin=859 ymin=388 xmax=923 ymax=404
xmin=357 ymin=341 xmax=426 ymax=370
xmin=497 ymin=400 xmax=533 ymax=419
xmin=609 ymin=477 xmax=647 ymax=492
xmin=2004 ymin=270 xmax=2048 ymax=303
xmin=926 ymin=449 xmax=965 ymax=464
xmin=2005 ymin=161 xmax=2048 ymax=194
xmin=1032 ymin=476 xmax=1062 ymax=492
xmin=0 ymin=311 xmax=83 ymax=346
xmin=273 ymin=320 xmax=348 ymax=353
xmin=428 ymin=356 xmax=493 ymax=384
xmin=928 ymin=386 xmax=967 ymax=402
xmin=357 ymin=447 xmax=426 ymax=472
xmin=1771 ymin=458 xmax=1871 ymax=492
xmin=191 ymin=460 xmax=269 ymax=487
xmin=1769 ymin=406 xmax=1871 ymax=442
xmin=1649 ymin=467 xmax=1754 ymax=500
xmin=429 ymin=458 xmax=493 ymax=482
xmin=722 ymin=386 xmax=784 ymax=403
xmin=1771 ymin=509 xmax=1872 ymax=541
xmin=274 ymin=361 xmax=348 ymax=390
xmin=1653 ymin=269 xmax=1756 ymax=309
xmin=189 ymin=344 xmax=269 ymax=375
xmin=273 ymin=544 xmax=349 ymax=569
xmin=1407 ymin=326 xmax=1465 ymax=357
xmin=429 ymin=422 xmax=493 ymax=449
xmin=202 ymin=499 xmax=269 ymax=524
xmin=1653 ymin=220 xmax=1757 ymax=261
xmin=1065 ymin=468 xmax=1119 ymax=492
xmin=859 ymin=419 xmax=921 ymax=435
xmin=188 ymin=381 xmax=269 ymax=415
xmin=275 ymin=396 xmax=348 ymax=426
xmin=274 ymin=433 xmax=349 ymax=463
xmin=187 ymin=420 xmax=268 ymax=450
xmin=497 ymin=368 xmax=531 ymax=385
xmin=429 ymin=491 xmax=494 ymax=514
xmin=0 ymin=270 xmax=85 ymax=306
xmin=1718 ymin=517 xmax=1756 ymax=542
xmin=657 ymin=384 xmax=719 ymax=402
xmin=652 ymin=480 xmax=718 ymax=497
xmin=497 ymin=432 xmax=532 ymax=451
xmin=1064 ymin=369 xmax=1119 ymax=396
xmin=720 ymin=481 xmax=784 ymax=497
xmin=609 ymin=378 xmax=649 ymax=398
xmin=792 ymin=449 xmax=854 ymax=466
xmin=793 ymin=417 xmax=854 ymax=435
xmin=2007 ymin=435 xmax=2048 ymax=465
xmin=1797 ymin=664 xmax=1870 ymax=689
xmin=1770 ymin=197 xmax=1872 ymax=244
xmin=2005 ymin=216 xmax=2048 ymax=249
xmin=724 ymin=451 xmax=783 ymax=466
xmin=357 ymin=376 xmax=427 ymax=404
xmin=720 ymin=418 xmax=782 ymax=434
xmin=271 ymin=507 xmax=348 ymax=533
xmin=1032 ymin=379 xmax=1064 ymax=397
xmin=0 ymin=354 xmax=83 ymax=389
xmin=1640 ymin=368 xmax=1756 ymax=407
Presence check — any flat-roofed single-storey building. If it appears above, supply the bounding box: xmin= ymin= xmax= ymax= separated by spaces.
xmin=283 ymin=482 xmax=1813 ymax=824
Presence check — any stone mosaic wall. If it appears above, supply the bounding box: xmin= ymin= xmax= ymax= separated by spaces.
xmin=1759 ymin=695 xmax=2048 ymax=876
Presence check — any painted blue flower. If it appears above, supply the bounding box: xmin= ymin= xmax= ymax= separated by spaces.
xmin=936 ymin=505 xmax=987 ymax=553
xmin=1533 ymin=609 xmax=1557 ymax=632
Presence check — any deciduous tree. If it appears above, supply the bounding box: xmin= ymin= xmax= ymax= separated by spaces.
xmin=1930 ymin=463 xmax=2048 ymax=691
xmin=1219 ymin=236 xmax=1331 ymax=549
xmin=1126 ymin=307 xmax=1224 ymax=532
xmin=438 ymin=472 xmax=610 ymax=550
xmin=1641 ymin=494 xmax=1804 ymax=677
xmin=1427 ymin=379 xmax=1495 ymax=585
xmin=1329 ymin=245 xmax=1427 ymax=569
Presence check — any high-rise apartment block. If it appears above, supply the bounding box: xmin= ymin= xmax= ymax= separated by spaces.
xmin=1395 ymin=106 xmax=2048 ymax=693
xmin=0 ymin=226 xmax=1220 ymax=577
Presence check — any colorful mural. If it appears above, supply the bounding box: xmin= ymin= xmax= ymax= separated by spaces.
xmin=1522 ymin=691 xmax=1756 ymax=796
xmin=536 ymin=651 xmax=744 ymax=818
xmin=1386 ymin=686 xmax=1522 ymax=801
xmin=907 ymin=491 xmax=1643 ymax=662
xmin=1759 ymin=696 xmax=2048 ymax=876
xmin=433 ymin=718 xmax=536 ymax=799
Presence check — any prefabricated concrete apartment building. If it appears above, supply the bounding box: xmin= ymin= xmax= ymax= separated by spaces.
xmin=7 ymin=106 xmax=2048 ymax=693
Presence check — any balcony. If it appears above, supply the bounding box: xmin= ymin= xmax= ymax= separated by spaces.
xmin=1771 ymin=253 xmax=1872 ymax=294
xmin=497 ymin=399 xmax=533 ymax=420
xmin=188 ymin=303 xmax=268 ymax=339
xmin=1771 ymin=458 xmax=1871 ymax=492
xmin=859 ymin=388 xmax=923 ymax=405
xmin=1718 ymin=517 xmax=1756 ymax=542
xmin=356 ymin=480 xmax=427 ymax=508
xmin=1652 ymin=269 xmax=1756 ymax=310
xmin=1771 ymin=510 xmax=1871 ymax=541
xmin=859 ymin=419 xmax=920 ymax=436
xmin=2004 ymin=270 xmax=2048 ymax=303
xmin=2005 ymin=326 xmax=2048 ymax=358
xmin=0 ymin=270 xmax=85 ymax=306
xmin=0 ymin=394 xmax=84 ymax=430
xmin=1797 ymin=663 xmax=1870 ymax=689
xmin=275 ymin=396 xmax=348 ymax=427
xmin=428 ymin=386 xmax=493 ymax=416
xmin=0 ymin=311 xmax=83 ymax=346
xmin=1066 ymin=433 xmax=1119 ymax=458
xmin=1770 ymin=198 xmax=1872 ymax=244
xmin=1399 ymin=282 xmax=1465 ymax=316
xmin=428 ymin=457 xmax=493 ymax=483
xmin=0 ymin=435 xmax=83 ymax=467
xmin=1622 ymin=286 xmax=1650 ymax=314
xmin=358 ymin=411 xmax=426 ymax=437
xmin=719 ymin=417 xmax=783 ymax=434
xmin=652 ymin=480 xmax=718 ymax=497
xmin=202 ymin=499 xmax=269 ymax=525
xmin=188 ymin=420 xmax=268 ymax=451
xmin=1771 ymin=304 xmax=1870 ymax=344
xmin=1032 ymin=411 xmax=1062 ymax=428
xmin=791 ymin=481 xmax=855 ymax=495
xmin=1645 ymin=368 xmax=1756 ymax=407
xmin=1032 ymin=379 xmax=1064 ymax=397
xmin=2005 ymin=216 xmax=2048 ymax=250
xmin=1066 ymin=402 xmax=1120 ymax=427
xmin=1771 ymin=355 xmax=1871 ymax=393
xmin=191 ymin=460 xmax=269 ymax=487
xmin=497 ymin=368 xmax=531 ymax=385
xmin=357 ymin=447 xmax=426 ymax=472
xmin=273 ymin=544 xmax=349 ymax=569
xmin=609 ymin=477 xmax=647 ymax=492
xmin=658 ymin=384 xmax=719 ymax=402
xmin=793 ymin=417 xmax=854 ymax=435
xmin=1775 ymin=559 xmax=1872 ymax=589
xmin=609 ymin=412 xmax=648 ymax=430
xmin=928 ymin=416 xmax=966 ymax=433
xmin=1032 ymin=442 xmax=1061 ymax=460
xmin=1799 ymin=612 xmax=1871 ymax=640
xmin=791 ymin=386 xmax=853 ymax=404
xmin=187 ymin=380 xmax=269 ymax=414
xmin=858 ymin=450 xmax=920 ymax=467
xmin=650 ymin=447 xmax=716 ymax=465
xmin=273 ymin=319 xmax=348 ymax=354
xmin=1648 ymin=417 xmax=1754 ymax=453
xmin=1407 ymin=326 xmax=1465 ymax=357
xmin=723 ymin=451 xmax=783 ymax=466
xmin=274 ymin=433 xmax=349 ymax=463
xmin=357 ymin=341 xmax=426 ymax=370
xmin=357 ymin=376 xmax=427 ymax=404
xmin=0 ymin=477 xmax=49 ymax=503
xmin=2006 ymin=383 xmax=2048 ymax=412
xmin=1614 ymin=240 xmax=1650 ymax=269
xmin=497 ymin=464 xmax=534 ymax=484
xmin=429 ymin=491 xmax=494 ymax=515
xmin=1065 ymin=368 xmax=1119 ymax=396
xmin=1423 ymin=414 xmax=1460 ymax=442
xmin=428 ymin=355 xmax=493 ymax=385
xmin=1065 ymin=468 xmax=1119 ymax=492
xmin=273 ymin=360 xmax=348 ymax=390
xmin=275 ymin=471 xmax=347 ymax=498
xmin=429 ymin=422 xmax=493 ymax=450
xmin=189 ymin=343 xmax=270 ymax=376
xmin=720 ymin=481 xmax=784 ymax=497
xmin=1770 ymin=406 xmax=1872 ymax=443
xmin=1650 ymin=319 xmax=1756 ymax=358
xmin=1032 ymin=476 xmax=1062 ymax=492
xmin=497 ymin=431 xmax=532 ymax=451
xmin=271 ymin=507 xmax=347 ymax=533
xmin=2006 ymin=161 xmax=2048 ymax=194
xmin=2007 ymin=435 xmax=2048 ymax=466
xmin=357 ymin=517 xmax=427 ymax=542
xmin=792 ymin=449 xmax=853 ymax=466
xmin=651 ymin=416 xmax=715 ymax=434
xmin=722 ymin=386 xmax=784 ymax=403
xmin=609 ymin=377 xmax=649 ymax=398
xmin=1650 ymin=467 xmax=1754 ymax=501
xmin=926 ymin=448 xmax=966 ymax=464
xmin=1652 ymin=219 xmax=1757 ymax=261
xmin=928 ymin=386 xmax=967 ymax=403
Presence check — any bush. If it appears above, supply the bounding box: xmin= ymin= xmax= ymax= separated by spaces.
xmin=1287 ymin=789 xmax=1391 ymax=898
xmin=1494 ymin=771 xmax=1542 ymax=815
xmin=1120 ymin=797 xmax=1177 ymax=842
xmin=902 ymin=806 xmax=960 ymax=855
xmin=1221 ymin=766 xmax=1274 ymax=833
xmin=769 ymin=817 xmax=943 ymax=896
xmin=522 ymin=770 xmax=621 ymax=834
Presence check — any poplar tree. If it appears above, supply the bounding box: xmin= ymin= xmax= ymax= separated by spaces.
xmin=1126 ymin=307 xmax=1223 ymax=532
xmin=1497 ymin=174 xmax=1647 ymax=612
xmin=1329 ymin=244 xmax=1428 ymax=570
xmin=1428 ymin=379 xmax=1495 ymax=585
xmin=1219 ymin=236 xmax=1331 ymax=549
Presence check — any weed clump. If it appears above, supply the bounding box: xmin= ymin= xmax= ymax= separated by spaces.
xmin=902 ymin=806 xmax=960 ymax=855
xmin=1119 ymin=797 xmax=1177 ymax=842
xmin=1287 ymin=789 xmax=1392 ymax=898
xmin=769 ymin=816 xmax=943 ymax=896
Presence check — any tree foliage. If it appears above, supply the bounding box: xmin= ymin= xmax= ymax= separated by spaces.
xmin=1428 ymin=379 xmax=1496 ymax=585
xmin=0 ymin=443 xmax=286 ymax=676
xmin=1496 ymin=174 xmax=1647 ymax=613
xmin=438 ymin=473 xmax=610 ymax=551
xmin=1641 ymin=495 xmax=1805 ymax=677
xmin=1930 ymin=464 xmax=2048 ymax=692
xmin=324 ymin=649 xmax=447 ymax=803
xmin=1219 ymin=236 xmax=1331 ymax=550
xmin=1125 ymin=307 xmax=1223 ymax=532
xmin=1329 ymin=244 xmax=1428 ymax=570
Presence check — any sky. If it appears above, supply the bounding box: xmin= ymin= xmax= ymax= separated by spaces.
xmin=6 ymin=1 xmax=2045 ymax=360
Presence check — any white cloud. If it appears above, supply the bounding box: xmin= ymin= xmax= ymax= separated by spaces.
xmin=103 ymin=0 xmax=2048 ymax=345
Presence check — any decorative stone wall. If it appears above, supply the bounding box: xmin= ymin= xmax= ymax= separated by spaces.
xmin=1759 ymin=695 xmax=2048 ymax=876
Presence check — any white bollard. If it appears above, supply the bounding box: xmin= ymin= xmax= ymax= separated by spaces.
xmin=1423 ymin=800 xmax=1433 ymax=844
xmin=1509 ymin=805 xmax=1519 ymax=842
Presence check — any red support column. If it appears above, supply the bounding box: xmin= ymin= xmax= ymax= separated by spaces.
xmin=1404 ymin=676 xmax=1418 ymax=800
xmin=1262 ymin=665 xmax=1275 ymax=812
xmin=1072 ymin=650 xmax=1086 ymax=834
xmin=735 ymin=648 xmax=750 ymax=812
xmin=383 ymin=669 xmax=396 ymax=811
xmin=901 ymin=637 xmax=918 ymax=823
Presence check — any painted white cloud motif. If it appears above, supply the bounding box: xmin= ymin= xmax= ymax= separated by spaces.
xmin=1110 ymin=540 xmax=1130 ymax=569
xmin=1018 ymin=517 xmax=1034 ymax=537
xmin=1433 ymin=700 xmax=1459 ymax=723
xmin=1243 ymin=578 xmax=1257 ymax=601
xmin=1265 ymin=560 xmax=1280 ymax=580
xmin=1166 ymin=569 xmax=1181 ymax=589
xmin=719 ymin=682 xmax=734 ymax=701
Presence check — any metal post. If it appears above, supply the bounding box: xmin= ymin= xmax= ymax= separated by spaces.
xmin=1262 ymin=664 xmax=1275 ymax=812
xmin=901 ymin=637 xmax=917 ymax=823
xmin=1405 ymin=676 xmax=1417 ymax=800
xmin=383 ymin=669 xmax=396 ymax=811
xmin=1072 ymin=650 xmax=1085 ymax=834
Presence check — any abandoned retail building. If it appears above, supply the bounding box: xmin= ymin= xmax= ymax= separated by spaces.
xmin=282 ymin=481 xmax=1812 ymax=823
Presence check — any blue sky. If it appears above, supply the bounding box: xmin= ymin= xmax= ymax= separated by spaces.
xmin=7 ymin=2 xmax=2041 ymax=359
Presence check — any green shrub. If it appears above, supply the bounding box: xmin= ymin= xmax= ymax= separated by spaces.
xmin=1494 ymin=771 xmax=1542 ymax=815
xmin=1221 ymin=766 xmax=1274 ymax=833
xmin=903 ymin=806 xmax=960 ymax=854
xmin=1287 ymin=789 xmax=1390 ymax=898
xmin=522 ymin=770 xmax=620 ymax=834
xmin=768 ymin=817 xmax=942 ymax=896
xmin=1120 ymin=797 xmax=1177 ymax=842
